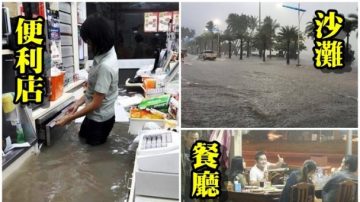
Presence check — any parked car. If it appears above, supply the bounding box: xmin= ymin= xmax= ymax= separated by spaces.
xmin=201 ymin=50 xmax=216 ymax=60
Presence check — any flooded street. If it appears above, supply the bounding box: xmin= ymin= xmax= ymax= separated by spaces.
xmin=182 ymin=55 xmax=358 ymax=128
xmin=3 ymin=122 xmax=135 ymax=202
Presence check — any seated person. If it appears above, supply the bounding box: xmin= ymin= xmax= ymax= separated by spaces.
xmin=249 ymin=151 xmax=285 ymax=186
xmin=322 ymin=155 xmax=358 ymax=202
xmin=228 ymin=156 xmax=248 ymax=190
xmin=280 ymin=160 xmax=317 ymax=202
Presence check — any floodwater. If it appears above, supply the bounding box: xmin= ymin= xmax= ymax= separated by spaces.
xmin=3 ymin=122 xmax=136 ymax=202
xmin=182 ymin=55 xmax=357 ymax=128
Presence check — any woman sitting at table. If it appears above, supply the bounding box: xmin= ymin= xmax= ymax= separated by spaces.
xmin=279 ymin=160 xmax=317 ymax=202
xmin=228 ymin=156 xmax=248 ymax=189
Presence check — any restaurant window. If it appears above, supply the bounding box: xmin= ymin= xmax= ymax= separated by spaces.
xmin=242 ymin=130 xmax=358 ymax=169
xmin=85 ymin=2 xmax=179 ymax=59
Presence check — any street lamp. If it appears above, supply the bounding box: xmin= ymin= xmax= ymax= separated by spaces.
xmin=282 ymin=3 xmax=306 ymax=66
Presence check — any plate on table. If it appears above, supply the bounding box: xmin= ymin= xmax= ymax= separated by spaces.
xmin=249 ymin=188 xmax=264 ymax=193
xmin=273 ymin=184 xmax=285 ymax=189
xmin=245 ymin=186 xmax=259 ymax=189
xmin=266 ymin=189 xmax=283 ymax=193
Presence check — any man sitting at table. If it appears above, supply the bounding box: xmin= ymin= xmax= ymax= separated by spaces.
xmin=249 ymin=151 xmax=285 ymax=186
xmin=322 ymin=155 xmax=358 ymax=202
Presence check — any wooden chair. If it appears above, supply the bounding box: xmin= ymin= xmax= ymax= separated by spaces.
xmin=290 ymin=182 xmax=315 ymax=202
xmin=355 ymin=182 xmax=358 ymax=202
xmin=335 ymin=180 xmax=356 ymax=202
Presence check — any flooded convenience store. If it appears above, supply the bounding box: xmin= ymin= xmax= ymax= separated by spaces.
xmin=2 ymin=2 xmax=179 ymax=201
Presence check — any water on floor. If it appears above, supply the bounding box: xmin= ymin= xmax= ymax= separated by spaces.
xmin=3 ymin=122 xmax=136 ymax=202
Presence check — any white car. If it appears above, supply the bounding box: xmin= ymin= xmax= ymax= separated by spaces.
xmin=201 ymin=50 xmax=217 ymax=60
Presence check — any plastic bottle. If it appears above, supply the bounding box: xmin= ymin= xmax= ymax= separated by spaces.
xmin=263 ymin=169 xmax=272 ymax=188
xmin=234 ymin=180 xmax=241 ymax=192
xmin=16 ymin=123 xmax=25 ymax=143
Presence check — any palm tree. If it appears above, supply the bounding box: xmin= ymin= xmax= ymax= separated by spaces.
xmin=205 ymin=21 xmax=215 ymax=51
xmin=246 ymin=15 xmax=258 ymax=58
xmin=197 ymin=33 xmax=211 ymax=53
xmin=254 ymin=16 xmax=278 ymax=62
xmin=181 ymin=27 xmax=195 ymax=40
xmin=254 ymin=29 xmax=267 ymax=62
xmin=344 ymin=13 xmax=358 ymax=64
xmin=222 ymin=29 xmax=235 ymax=59
xmin=195 ymin=36 xmax=203 ymax=54
xmin=343 ymin=18 xmax=357 ymax=64
xmin=304 ymin=20 xmax=315 ymax=39
xmin=263 ymin=16 xmax=280 ymax=59
xmin=277 ymin=26 xmax=298 ymax=65
xmin=348 ymin=13 xmax=358 ymax=37
xmin=226 ymin=13 xmax=249 ymax=60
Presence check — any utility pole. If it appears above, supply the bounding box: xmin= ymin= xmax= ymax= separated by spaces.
xmin=282 ymin=3 xmax=306 ymax=66
xmin=259 ymin=2 xmax=261 ymax=28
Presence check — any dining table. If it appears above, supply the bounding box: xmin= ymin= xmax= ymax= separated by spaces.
xmin=227 ymin=185 xmax=283 ymax=202
xmin=227 ymin=184 xmax=324 ymax=202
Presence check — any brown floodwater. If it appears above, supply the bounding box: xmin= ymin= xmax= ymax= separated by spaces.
xmin=3 ymin=122 xmax=136 ymax=202
xmin=182 ymin=55 xmax=357 ymax=128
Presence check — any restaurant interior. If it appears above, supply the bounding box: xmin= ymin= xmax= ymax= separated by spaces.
xmin=181 ymin=130 xmax=358 ymax=202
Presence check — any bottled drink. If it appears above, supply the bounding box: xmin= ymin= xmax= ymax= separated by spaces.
xmin=234 ymin=180 xmax=241 ymax=192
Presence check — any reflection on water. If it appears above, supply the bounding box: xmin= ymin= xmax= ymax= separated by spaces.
xmin=3 ymin=122 xmax=136 ymax=202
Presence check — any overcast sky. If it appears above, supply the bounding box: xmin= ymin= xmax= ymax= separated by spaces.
xmin=182 ymin=2 xmax=358 ymax=64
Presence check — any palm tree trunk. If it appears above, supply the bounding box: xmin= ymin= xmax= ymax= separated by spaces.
xmin=345 ymin=34 xmax=350 ymax=65
xmin=246 ymin=40 xmax=250 ymax=58
xmin=240 ymin=38 xmax=243 ymax=60
xmin=219 ymin=40 xmax=221 ymax=57
xmin=286 ymin=41 xmax=290 ymax=65
xmin=211 ymin=38 xmax=214 ymax=51
xmin=263 ymin=42 xmax=266 ymax=62
xmin=263 ymin=51 xmax=265 ymax=62
xmin=228 ymin=41 xmax=232 ymax=59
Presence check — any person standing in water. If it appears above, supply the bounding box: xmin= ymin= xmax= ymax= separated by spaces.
xmin=56 ymin=14 xmax=118 ymax=146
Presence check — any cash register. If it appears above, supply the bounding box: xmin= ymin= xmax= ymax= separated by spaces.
xmin=134 ymin=129 xmax=179 ymax=199
xmin=124 ymin=50 xmax=174 ymax=93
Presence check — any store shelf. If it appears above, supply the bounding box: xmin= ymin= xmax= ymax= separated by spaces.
xmin=2 ymin=142 xmax=38 ymax=183
xmin=64 ymin=79 xmax=85 ymax=93
xmin=2 ymin=138 xmax=37 ymax=170
xmin=32 ymin=79 xmax=85 ymax=120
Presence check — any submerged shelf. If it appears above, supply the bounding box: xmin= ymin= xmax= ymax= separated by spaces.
xmin=2 ymin=138 xmax=37 ymax=170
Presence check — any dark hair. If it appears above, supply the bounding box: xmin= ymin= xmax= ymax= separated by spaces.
xmin=229 ymin=156 xmax=245 ymax=181
xmin=344 ymin=155 xmax=358 ymax=172
xmin=255 ymin=151 xmax=266 ymax=161
xmin=80 ymin=14 xmax=114 ymax=56
xmin=299 ymin=160 xmax=317 ymax=182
